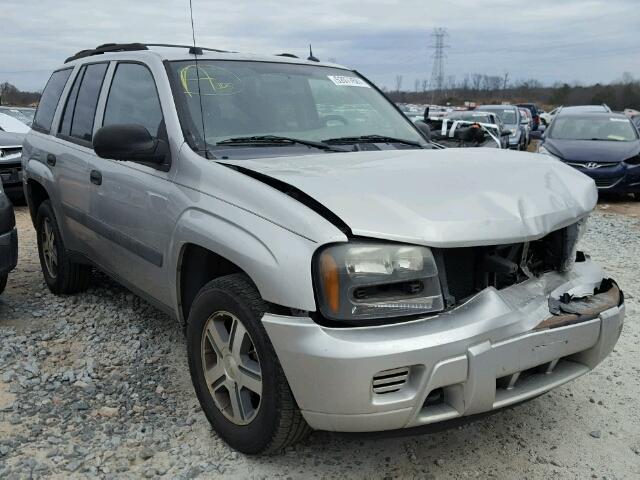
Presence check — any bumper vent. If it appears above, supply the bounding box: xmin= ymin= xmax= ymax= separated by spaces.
xmin=594 ymin=176 xmax=622 ymax=188
xmin=372 ymin=367 xmax=410 ymax=394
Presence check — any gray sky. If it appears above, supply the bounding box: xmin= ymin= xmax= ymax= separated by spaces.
xmin=2 ymin=0 xmax=639 ymax=91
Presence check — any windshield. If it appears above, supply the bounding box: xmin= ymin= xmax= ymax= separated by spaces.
xmin=169 ymin=60 xmax=424 ymax=154
xmin=478 ymin=106 xmax=517 ymax=125
xmin=549 ymin=116 xmax=638 ymax=141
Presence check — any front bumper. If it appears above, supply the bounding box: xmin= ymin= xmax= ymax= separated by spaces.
xmin=0 ymin=227 xmax=18 ymax=276
xmin=263 ymin=259 xmax=624 ymax=432
xmin=565 ymin=161 xmax=640 ymax=193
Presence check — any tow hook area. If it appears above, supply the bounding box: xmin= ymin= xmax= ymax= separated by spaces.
xmin=536 ymin=279 xmax=622 ymax=330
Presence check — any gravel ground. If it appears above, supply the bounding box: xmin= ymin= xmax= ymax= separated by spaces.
xmin=0 ymin=204 xmax=638 ymax=479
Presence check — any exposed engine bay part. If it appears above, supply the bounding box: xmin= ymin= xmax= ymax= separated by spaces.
xmin=537 ymin=279 xmax=622 ymax=331
xmin=435 ymin=223 xmax=584 ymax=306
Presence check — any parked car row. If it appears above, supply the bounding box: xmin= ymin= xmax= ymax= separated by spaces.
xmin=0 ymin=43 xmax=624 ymax=455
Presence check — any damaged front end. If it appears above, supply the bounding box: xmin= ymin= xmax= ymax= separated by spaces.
xmin=434 ymin=219 xmax=590 ymax=309
xmin=540 ymin=277 xmax=622 ymax=330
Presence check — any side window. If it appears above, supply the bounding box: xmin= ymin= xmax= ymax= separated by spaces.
xmin=103 ymin=63 xmax=164 ymax=138
xmin=59 ymin=63 xmax=108 ymax=143
xmin=32 ymin=69 xmax=72 ymax=134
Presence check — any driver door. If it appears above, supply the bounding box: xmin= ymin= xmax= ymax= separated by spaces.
xmin=87 ymin=61 xmax=175 ymax=303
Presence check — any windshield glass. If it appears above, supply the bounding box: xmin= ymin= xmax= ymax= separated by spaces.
xmin=549 ymin=116 xmax=638 ymax=141
xmin=169 ymin=60 xmax=424 ymax=154
xmin=483 ymin=108 xmax=517 ymax=125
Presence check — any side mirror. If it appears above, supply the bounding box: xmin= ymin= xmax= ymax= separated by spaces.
xmin=93 ymin=124 xmax=169 ymax=170
xmin=502 ymin=129 xmax=512 ymax=136
xmin=415 ymin=120 xmax=431 ymax=141
xmin=423 ymin=107 xmax=430 ymax=123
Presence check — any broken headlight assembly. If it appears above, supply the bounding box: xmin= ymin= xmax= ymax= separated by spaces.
xmin=560 ymin=217 xmax=588 ymax=272
xmin=314 ymin=242 xmax=444 ymax=321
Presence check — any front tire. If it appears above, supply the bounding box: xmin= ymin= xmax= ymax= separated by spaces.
xmin=0 ymin=273 xmax=7 ymax=295
xmin=186 ymin=274 xmax=310 ymax=454
xmin=36 ymin=200 xmax=90 ymax=294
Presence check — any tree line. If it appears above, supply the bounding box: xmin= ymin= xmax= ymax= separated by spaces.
xmin=0 ymin=82 xmax=41 ymax=106
xmin=386 ymin=72 xmax=640 ymax=111
xmin=2 ymin=72 xmax=640 ymax=111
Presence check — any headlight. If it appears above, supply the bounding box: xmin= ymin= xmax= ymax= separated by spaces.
xmin=623 ymin=154 xmax=640 ymax=165
xmin=560 ymin=217 xmax=588 ymax=272
xmin=538 ymin=145 xmax=560 ymax=159
xmin=314 ymin=242 xmax=444 ymax=321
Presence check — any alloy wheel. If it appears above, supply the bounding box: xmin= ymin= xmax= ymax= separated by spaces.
xmin=201 ymin=311 xmax=262 ymax=425
xmin=42 ymin=217 xmax=58 ymax=279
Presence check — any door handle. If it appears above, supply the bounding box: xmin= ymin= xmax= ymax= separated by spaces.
xmin=46 ymin=154 xmax=56 ymax=166
xmin=90 ymin=170 xmax=102 ymax=186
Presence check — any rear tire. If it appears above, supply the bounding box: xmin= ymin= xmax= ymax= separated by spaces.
xmin=186 ymin=273 xmax=310 ymax=454
xmin=36 ymin=200 xmax=90 ymax=294
xmin=0 ymin=274 xmax=7 ymax=295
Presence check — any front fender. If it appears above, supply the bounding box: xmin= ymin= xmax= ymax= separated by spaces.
xmin=168 ymin=206 xmax=324 ymax=315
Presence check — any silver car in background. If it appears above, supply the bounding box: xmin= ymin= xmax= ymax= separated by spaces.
xmin=22 ymin=43 xmax=624 ymax=454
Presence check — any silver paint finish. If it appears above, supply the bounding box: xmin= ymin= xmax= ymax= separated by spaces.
xmin=22 ymin=49 xmax=622 ymax=433
xmin=221 ymin=148 xmax=597 ymax=248
xmin=262 ymin=259 xmax=624 ymax=431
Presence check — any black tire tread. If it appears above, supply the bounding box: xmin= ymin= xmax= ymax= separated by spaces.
xmin=0 ymin=273 xmax=7 ymax=295
xmin=190 ymin=274 xmax=311 ymax=454
xmin=36 ymin=200 xmax=90 ymax=294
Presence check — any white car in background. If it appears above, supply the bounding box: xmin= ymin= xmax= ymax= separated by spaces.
xmin=0 ymin=112 xmax=30 ymax=134
xmin=540 ymin=107 xmax=560 ymax=126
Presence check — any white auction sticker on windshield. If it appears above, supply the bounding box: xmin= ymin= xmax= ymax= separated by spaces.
xmin=327 ymin=75 xmax=371 ymax=88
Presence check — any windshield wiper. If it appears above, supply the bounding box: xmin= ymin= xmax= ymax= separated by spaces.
xmin=322 ymin=134 xmax=423 ymax=147
xmin=216 ymin=135 xmax=348 ymax=152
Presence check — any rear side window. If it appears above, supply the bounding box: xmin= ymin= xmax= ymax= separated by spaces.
xmin=32 ymin=69 xmax=72 ymax=134
xmin=59 ymin=63 xmax=108 ymax=143
xmin=103 ymin=63 xmax=164 ymax=138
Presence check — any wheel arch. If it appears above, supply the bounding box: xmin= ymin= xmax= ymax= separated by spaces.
xmin=171 ymin=208 xmax=320 ymax=325
xmin=26 ymin=178 xmax=51 ymax=228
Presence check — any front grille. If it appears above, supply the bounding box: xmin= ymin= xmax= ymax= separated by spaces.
xmin=437 ymin=227 xmax=570 ymax=304
xmin=372 ymin=367 xmax=410 ymax=394
xmin=0 ymin=146 xmax=22 ymax=159
xmin=594 ymin=176 xmax=622 ymax=188
xmin=0 ymin=163 xmax=22 ymax=185
xmin=566 ymin=161 xmax=618 ymax=169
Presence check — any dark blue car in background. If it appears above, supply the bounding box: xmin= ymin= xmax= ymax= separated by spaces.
xmin=538 ymin=112 xmax=640 ymax=199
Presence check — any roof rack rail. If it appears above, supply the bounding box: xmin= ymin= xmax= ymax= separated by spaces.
xmin=65 ymin=43 xmax=231 ymax=64
xmin=145 ymin=43 xmax=229 ymax=54
xmin=65 ymin=43 xmax=148 ymax=63
xmin=276 ymin=53 xmax=299 ymax=58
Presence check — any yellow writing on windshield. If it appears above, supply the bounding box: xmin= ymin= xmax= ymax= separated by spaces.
xmin=179 ymin=65 xmax=241 ymax=96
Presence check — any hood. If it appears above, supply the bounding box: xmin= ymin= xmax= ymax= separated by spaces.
xmin=544 ymin=138 xmax=640 ymax=163
xmin=0 ymin=130 xmax=25 ymax=147
xmin=221 ymin=149 xmax=596 ymax=247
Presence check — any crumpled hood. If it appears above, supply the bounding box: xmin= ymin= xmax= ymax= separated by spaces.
xmin=222 ymin=148 xmax=597 ymax=247
xmin=545 ymin=138 xmax=640 ymax=163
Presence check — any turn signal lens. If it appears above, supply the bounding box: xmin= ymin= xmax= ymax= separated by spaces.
xmin=319 ymin=251 xmax=340 ymax=314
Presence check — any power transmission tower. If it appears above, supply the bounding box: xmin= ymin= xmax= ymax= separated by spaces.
xmin=429 ymin=28 xmax=449 ymax=103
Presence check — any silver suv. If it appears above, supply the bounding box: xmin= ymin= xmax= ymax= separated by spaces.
xmin=22 ymin=43 xmax=624 ymax=454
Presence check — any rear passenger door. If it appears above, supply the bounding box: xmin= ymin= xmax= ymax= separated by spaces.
xmin=88 ymin=61 xmax=174 ymax=303
xmin=52 ymin=62 xmax=109 ymax=256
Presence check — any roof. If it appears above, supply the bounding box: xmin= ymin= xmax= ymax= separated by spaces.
xmin=62 ymin=43 xmax=346 ymax=70
xmin=553 ymin=111 xmax=629 ymax=119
